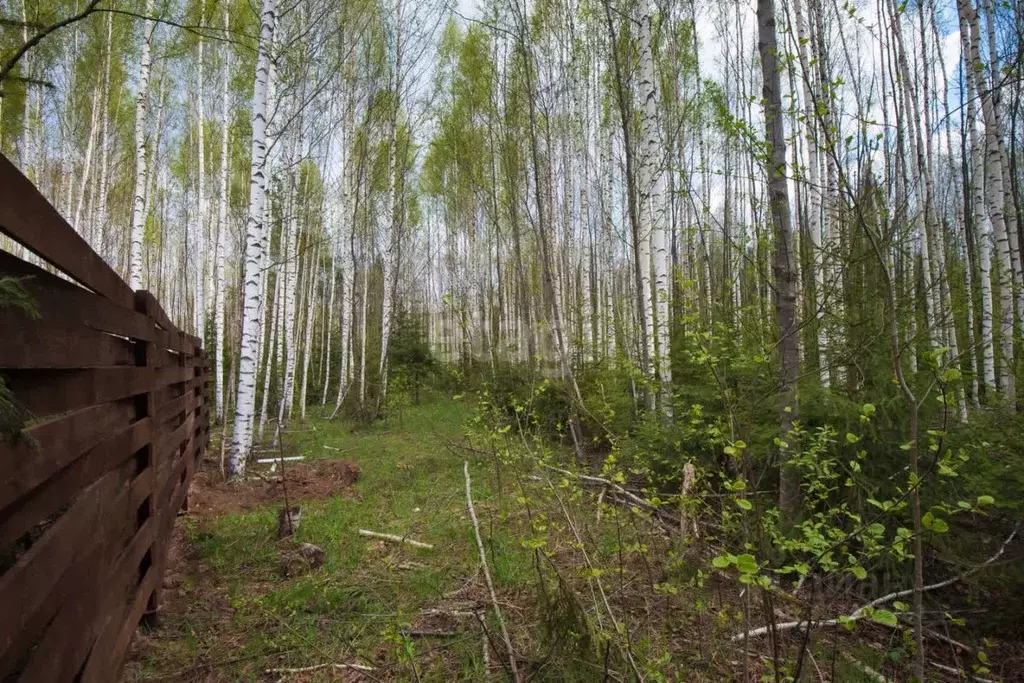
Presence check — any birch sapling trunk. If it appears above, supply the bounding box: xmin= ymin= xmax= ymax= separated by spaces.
xmin=228 ymin=0 xmax=276 ymax=479
xmin=322 ymin=249 xmax=336 ymax=408
xmin=93 ymin=10 xmax=113 ymax=262
xmin=259 ymin=263 xmax=283 ymax=441
xmin=792 ymin=0 xmax=828 ymax=386
xmin=215 ymin=6 xmax=231 ymax=422
xmin=756 ymin=0 xmax=800 ymax=519
xmin=196 ymin=29 xmax=207 ymax=343
xmin=299 ymin=244 xmax=320 ymax=420
xmin=128 ymin=0 xmax=156 ymax=290
xmin=73 ymin=81 xmax=101 ymax=238
xmin=639 ymin=7 xmax=673 ymax=418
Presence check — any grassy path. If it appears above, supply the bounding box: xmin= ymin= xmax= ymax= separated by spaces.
xmin=126 ymin=399 xmax=531 ymax=682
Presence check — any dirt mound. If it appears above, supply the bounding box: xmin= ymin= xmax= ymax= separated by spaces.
xmin=188 ymin=459 xmax=361 ymax=516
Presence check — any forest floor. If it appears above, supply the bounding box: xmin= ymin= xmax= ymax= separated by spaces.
xmin=122 ymin=396 xmax=1016 ymax=682
xmin=124 ymin=398 xmax=541 ymax=682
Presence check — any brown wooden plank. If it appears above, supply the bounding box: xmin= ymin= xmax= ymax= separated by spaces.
xmin=0 ymin=417 xmax=152 ymax=549
xmin=80 ymin=564 xmax=159 ymax=683
xmin=0 ymin=306 xmax=138 ymax=369
xmin=2 ymin=366 xmax=193 ymax=417
xmin=47 ymin=509 xmax=157 ymax=683
xmin=0 ymin=399 xmax=137 ymax=514
xmin=5 ymin=463 xmax=153 ymax=682
xmin=155 ymin=412 xmax=196 ymax=463
xmin=154 ymin=389 xmax=199 ymax=425
xmin=0 ymin=249 xmax=157 ymax=343
xmin=135 ymin=291 xmax=172 ymax=332
xmin=0 ymin=458 xmax=136 ymax=666
xmin=0 ymin=155 xmax=134 ymax=308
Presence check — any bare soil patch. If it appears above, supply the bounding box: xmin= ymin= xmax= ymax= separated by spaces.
xmin=188 ymin=459 xmax=361 ymax=517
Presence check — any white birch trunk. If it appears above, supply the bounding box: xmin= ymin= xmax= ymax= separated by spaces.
xmin=793 ymin=0 xmax=828 ymax=386
xmin=259 ymin=265 xmax=283 ymax=442
xmin=299 ymin=245 xmax=319 ymax=420
xmin=196 ymin=30 xmax=208 ymax=343
xmin=93 ymin=11 xmax=113 ymax=262
xmin=73 ymin=82 xmax=101 ymax=238
xmin=215 ymin=6 xmax=231 ymax=422
xmin=959 ymin=0 xmax=1016 ymax=405
xmin=638 ymin=9 xmax=669 ymax=414
xmin=321 ymin=249 xmax=336 ymax=408
xmin=128 ymin=0 xmax=156 ymax=291
xmin=228 ymin=0 xmax=276 ymax=478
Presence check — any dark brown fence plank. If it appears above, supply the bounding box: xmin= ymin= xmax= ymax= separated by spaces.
xmin=3 ymin=366 xmax=193 ymax=417
xmin=0 ymin=155 xmax=134 ymax=308
xmin=0 ymin=417 xmax=152 ymax=549
xmin=0 ymin=249 xmax=159 ymax=344
xmin=0 ymin=459 xmax=137 ymax=669
xmin=0 ymin=400 xmax=137 ymax=514
xmin=0 ymin=306 xmax=138 ymax=369
xmin=78 ymin=516 xmax=159 ymax=683
xmin=5 ymin=464 xmax=152 ymax=683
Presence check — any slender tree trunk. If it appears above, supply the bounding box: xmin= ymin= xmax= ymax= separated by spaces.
xmin=228 ymin=0 xmax=276 ymax=479
xmin=639 ymin=7 xmax=673 ymax=417
xmin=215 ymin=6 xmax=231 ymax=423
xmin=757 ymin=0 xmax=800 ymax=519
xmin=128 ymin=0 xmax=156 ymax=290
xmin=196 ymin=28 xmax=208 ymax=343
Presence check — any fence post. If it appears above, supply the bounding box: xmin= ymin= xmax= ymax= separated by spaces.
xmin=134 ymin=291 xmax=161 ymax=628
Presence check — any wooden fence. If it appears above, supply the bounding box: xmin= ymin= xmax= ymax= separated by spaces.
xmin=0 ymin=154 xmax=210 ymax=681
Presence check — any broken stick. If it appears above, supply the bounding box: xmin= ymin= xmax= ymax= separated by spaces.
xmin=357 ymin=529 xmax=434 ymax=550
xmin=465 ymin=461 xmax=520 ymax=682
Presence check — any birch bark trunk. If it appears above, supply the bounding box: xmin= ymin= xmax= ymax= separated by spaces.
xmin=215 ymin=6 xmax=231 ymax=422
xmin=228 ymin=0 xmax=276 ymax=478
xmin=128 ymin=0 xmax=156 ymax=290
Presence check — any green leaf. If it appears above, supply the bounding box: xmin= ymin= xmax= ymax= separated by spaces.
xmin=735 ymin=498 xmax=753 ymax=511
xmin=872 ymin=609 xmax=899 ymax=627
xmin=850 ymin=566 xmax=868 ymax=580
xmin=845 ymin=432 xmax=860 ymax=444
xmin=861 ymin=403 xmax=876 ymax=417
xmin=923 ymin=512 xmax=949 ymax=533
xmin=736 ymin=554 xmax=758 ymax=574
xmin=712 ymin=555 xmax=731 ymax=569
xmin=977 ymin=495 xmax=995 ymax=507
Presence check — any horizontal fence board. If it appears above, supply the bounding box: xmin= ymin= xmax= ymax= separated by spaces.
xmin=0 ymin=306 xmax=138 ymax=369
xmin=0 ymin=459 xmax=137 ymax=669
xmin=0 ymin=400 xmax=137 ymax=514
xmin=8 ymin=464 xmax=153 ymax=683
xmin=79 ymin=516 xmax=158 ymax=683
xmin=0 ymin=250 xmax=158 ymax=344
xmin=0 ymin=417 xmax=152 ymax=550
xmin=3 ymin=366 xmax=194 ymax=417
xmin=0 ymin=156 xmax=134 ymax=308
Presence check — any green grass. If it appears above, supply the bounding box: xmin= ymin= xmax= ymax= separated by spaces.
xmin=126 ymin=397 xmax=538 ymax=682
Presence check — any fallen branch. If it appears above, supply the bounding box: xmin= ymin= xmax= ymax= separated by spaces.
xmin=464 ymin=461 xmax=520 ymax=682
xmin=931 ymin=661 xmax=994 ymax=683
xmin=357 ymin=529 xmax=434 ymax=550
xmin=731 ymin=522 xmax=1020 ymax=642
xmin=541 ymin=463 xmax=682 ymax=528
xmin=257 ymin=456 xmax=305 ymax=463
xmin=266 ymin=662 xmax=375 ymax=674
xmin=841 ymin=652 xmax=889 ymax=682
